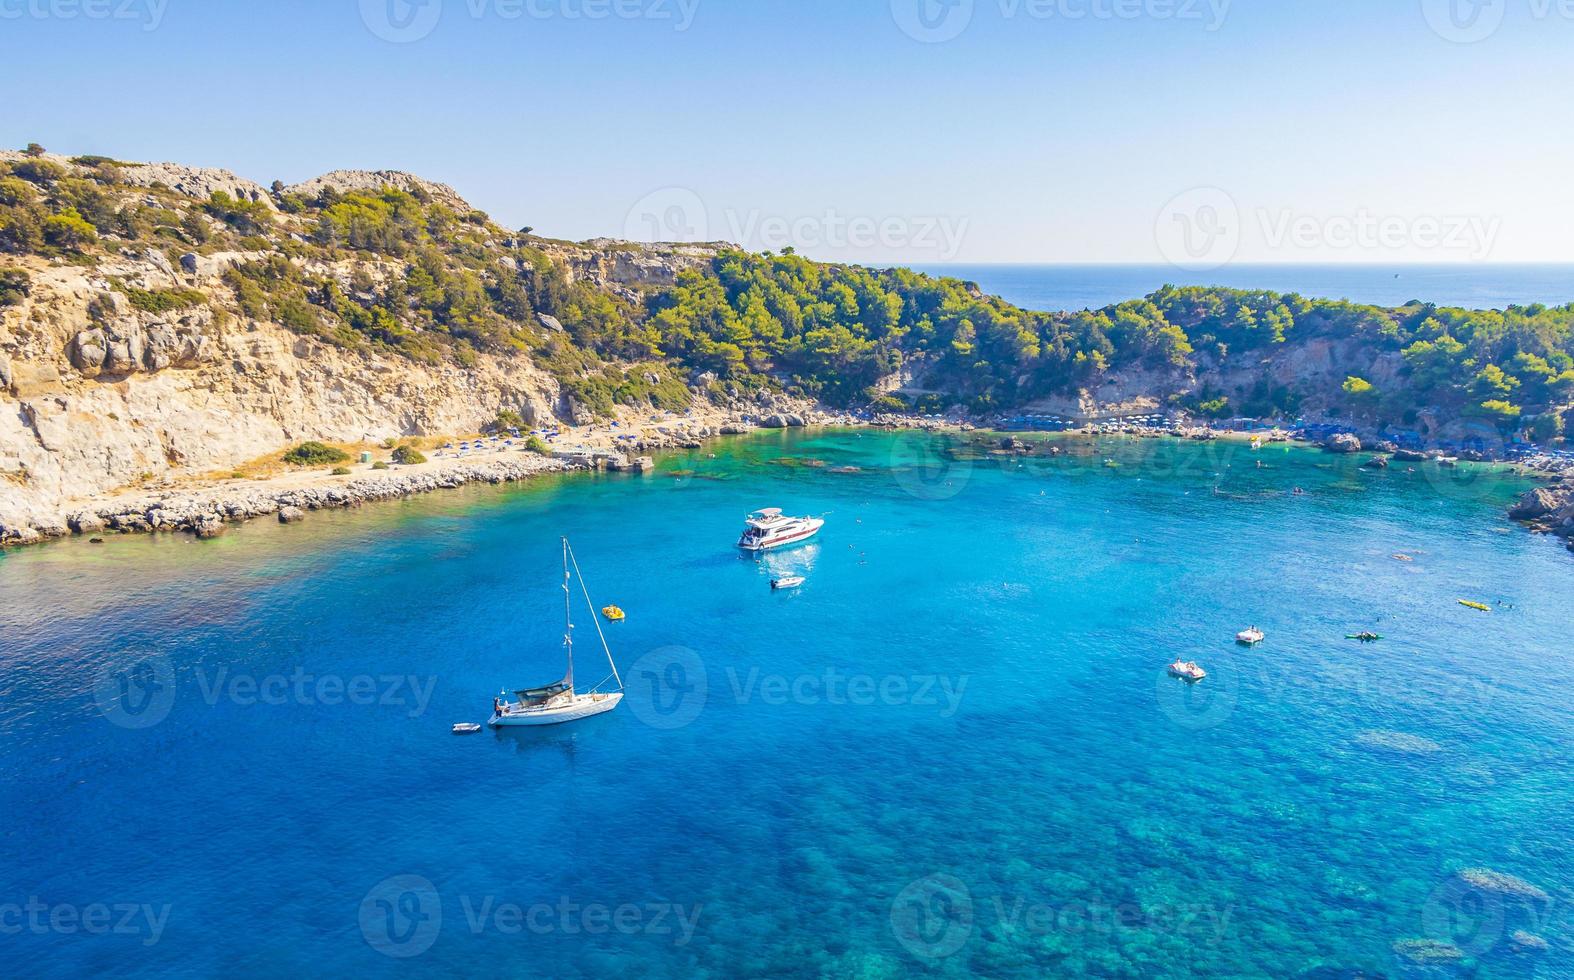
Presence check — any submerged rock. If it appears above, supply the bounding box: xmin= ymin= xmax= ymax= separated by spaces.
xmin=1362 ymin=455 xmax=1391 ymax=470
xmin=1354 ymin=730 xmax=1443 ymax=756
xmin=1510 ymin=930 xmax=1550 ymax=954
xmin=1457 ymin=868 xmax=1550 ymax=903
xmin=1392 ymin=938 xmax=1464 ymax=966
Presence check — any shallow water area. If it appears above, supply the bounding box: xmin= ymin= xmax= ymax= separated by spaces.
xmin=2 ymin=429 xmax=1571 ymax=978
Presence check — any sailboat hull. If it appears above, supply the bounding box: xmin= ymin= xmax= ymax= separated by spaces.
xmin=489 ymin=692 xmax=623 ymax=727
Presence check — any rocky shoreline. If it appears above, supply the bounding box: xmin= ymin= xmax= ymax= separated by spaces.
xmin=1 ymin=456 xmax=577 ymax=547
xmin=4 ymin=409 xmax=1572 ymax=555
xmin=0 ymin=401 xmax=844 ymax=549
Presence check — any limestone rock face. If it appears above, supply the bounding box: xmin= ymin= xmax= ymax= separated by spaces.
xmin=0 ymin=251 xmax=573 ymax=534
xmin=537 ymin=240 xmax=723 ymax=304
xmin=179 ymin=250 xmax=271 ymax=281
xmin=67 ymin=316 xmax=211 ymax=377
xmin=69 ymin=329 xmax=108 ymax=376
xmin=285 ymin=170 xmax=472 ymax=212
xmin=117 ymin=162 xmax=277 ymax=210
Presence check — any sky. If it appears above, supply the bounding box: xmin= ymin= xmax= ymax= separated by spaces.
xmin=3 ymin=0 xmax=1572 ymax=266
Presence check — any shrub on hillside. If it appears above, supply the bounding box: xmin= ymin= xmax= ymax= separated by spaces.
xmin=391 ymin=444 xmax=427 ymax=465
xmin=282 ymin=441 xmax=349 ymax=466
xmin=0 ymin=268 xmax=29 ymax=307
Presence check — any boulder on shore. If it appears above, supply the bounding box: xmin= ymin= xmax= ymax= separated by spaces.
xmin=69 ymin=512 xmax=107 ymax=535
xmin=1325 ymin=433 xmax=1362 ymax=454
xmin=1509 ymin=486 xmax=1567 ymax=522
xmin=278 ymin=506 xmax=307 ymax=525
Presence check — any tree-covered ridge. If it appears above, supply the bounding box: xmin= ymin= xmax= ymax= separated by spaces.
xmin=1 ymin=146 xmax=1570 ymax=440
xmin=639 ymin=253 xmax=1573 ymax=433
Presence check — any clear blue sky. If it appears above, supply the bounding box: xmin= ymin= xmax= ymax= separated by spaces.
xmin=4 ymin=0 xmax=1571 ymax=265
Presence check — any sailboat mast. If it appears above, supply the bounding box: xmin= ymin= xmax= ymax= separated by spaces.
xmin=562 ymin=536 xmax=574 ymax=689
xmin=565 ymin=540 xmax=624 ymax=692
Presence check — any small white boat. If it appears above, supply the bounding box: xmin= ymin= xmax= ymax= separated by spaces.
xmin=452 ymin=723 xmax=482 ymax=735
xmin=489 ymin=538 xmax=625 ymax=728
xmin=1169 ymin=659 xmax=1207 ymax=681
xmin=738 ymin=508 xmax=825 ymax=552
xmin=772 ymin=576 xmax=806 ymax=590
xmin=1236 ymin=626 xmax=1265 ymax=646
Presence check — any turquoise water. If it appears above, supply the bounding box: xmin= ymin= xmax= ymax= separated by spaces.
xmin=911 ymin=263 xmax=1574 ymax=313
xmin=3 ymin=430 xmax=1573 ymax=978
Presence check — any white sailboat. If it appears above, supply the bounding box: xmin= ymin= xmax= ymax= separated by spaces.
xmin=489 ymin=538 xmax=624 ymax=728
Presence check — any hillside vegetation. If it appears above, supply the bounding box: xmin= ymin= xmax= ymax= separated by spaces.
xmin=2 ymin=144 xmax=1571 ymax=442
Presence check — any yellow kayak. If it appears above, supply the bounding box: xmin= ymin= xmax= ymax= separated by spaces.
xmin=602 ymin=605 xmax=626 ymax=622
xmin=1458 ymin=600 xmax=1491 ymax=613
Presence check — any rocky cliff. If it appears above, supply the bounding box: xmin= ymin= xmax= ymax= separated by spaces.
xmin=0 ymin=154 xmax=721 ymax=540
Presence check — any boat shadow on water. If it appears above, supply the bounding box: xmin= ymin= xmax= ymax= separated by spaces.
xmin=487 ymin=721 xmax=612 ymax=758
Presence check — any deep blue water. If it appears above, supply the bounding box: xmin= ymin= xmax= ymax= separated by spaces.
xmin=3 ymin=431 xmax=1573 ymax=977
xmin=910 ymin=263 xmax=1574 ymax=313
